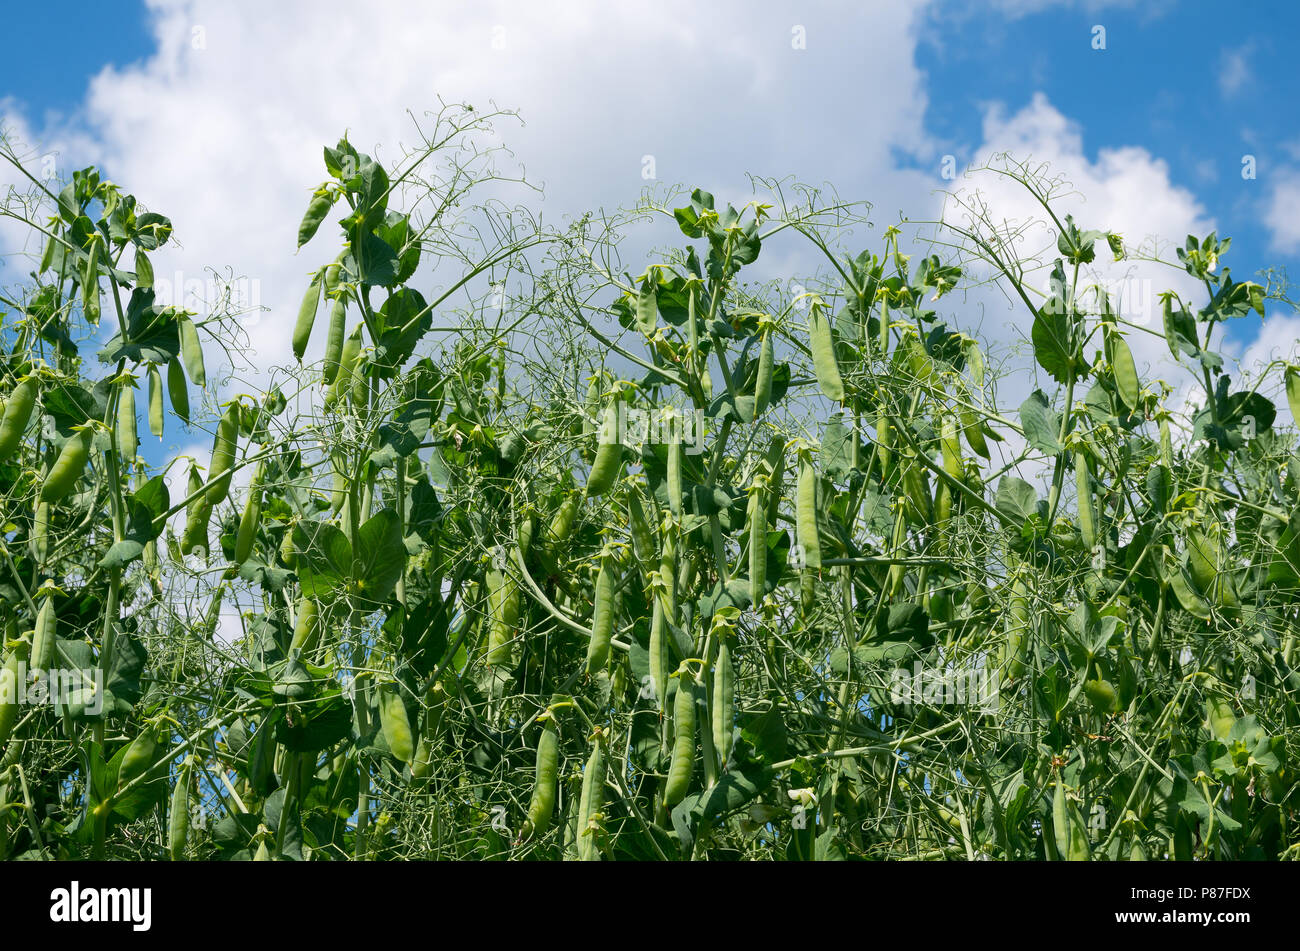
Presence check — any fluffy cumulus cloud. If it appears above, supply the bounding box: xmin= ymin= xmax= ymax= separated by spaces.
xmin=1263 ymin=171 xmax=1300 ymax=255
xmin=0 ymin=0 xmax=1284 ymax=485
xmin=8 ymin=0 xmax=935 ymax=381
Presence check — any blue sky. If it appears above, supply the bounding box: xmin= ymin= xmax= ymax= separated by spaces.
xmin=914 ymin=0 xmax=1300 ymax=344
xmin=1 ymin=0 xmax=1297 ymax=397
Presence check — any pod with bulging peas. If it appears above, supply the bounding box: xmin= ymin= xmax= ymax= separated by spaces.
xmin=485 ymin=566 xmax=521 ymax=667
xmin=41 ymin=429 xmax=93 ymax=504
xmin=0 ymin=638 xmax=32 ymax=752
xmin=167 ymin=357 xmax=189 ymax=424
xmin=584 ymin=403 xmax=623 ymax=497
xmin=1075 ymin=451 xmax=1096 ymax=552
xmin=808 ymin=302 xmax=844 ymax=402
xmin=293 ymin=269 xmax=322 ymax=362
xmin=665 ymin=665 xmax=697 ymax=808
xmin=169 ymin=757 xmax=193 ymax=861
xmin=116 ymin=384 xmax=138 ymax=462
xmin=519 ymin=709 xmax=561 ymax=842
xmin=178 ymin=316 xmax=206 ymax=388
xmin=575 ymin=731 xmax=607 ymax=861
xmin=0 ymin=378 xmax=38 ymax=462
xmin=205 ymin=404 xmax=239 ymax=506
xmin=147 ymin=364 xmax=164 ymax=439
xmin=31 ymin=593 xmax=57 ymax=674
xmin=753 ymin=324 xmax=774 ymax=419
xmin=584 ymin=553 xmax=616 ymax=677
xmin=234 ymin=461 xmax=264 ymax=564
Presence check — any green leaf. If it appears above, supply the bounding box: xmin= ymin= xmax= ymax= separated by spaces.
xmin=995 ymin=476 xmax=1039 ymax=523
xmin=355 ymin=509 xmax=407 ymax=604
xmin=1019 ymin=390 xmax=1062 ymax=455
xmin=292 ymin=521 xmax=352 ymax=599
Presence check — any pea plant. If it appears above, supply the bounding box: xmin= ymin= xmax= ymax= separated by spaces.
xmin=0 ymin=115 xmax=1297 ymax=861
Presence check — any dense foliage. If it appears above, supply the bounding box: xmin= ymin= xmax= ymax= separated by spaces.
xmin=1 ymin=108 xmax=1298 ymax=860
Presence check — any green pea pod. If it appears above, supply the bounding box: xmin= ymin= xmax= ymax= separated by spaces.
xmin=747 ymin=482 xmax=767 ymax=605
xmin=753 ymin=327 xmax=774 ymax=419
xmin=627 ymin=492 xmax=656 ymax=568
xmin=167 ymin=358 xmax=189 ymax=424
xmin=39 ymin=232 xmax=56 ymax=274
xmin=40 ymin=429 xmax=92 ymax=503
xmin=1051 ymin=777 xmax=1068 ymax=861
xmin=205 ymin=404 xmax=239 ymax=506
xmin=234 ymin=461 xmax=264 ymax=564
xmin=82 ymin=239 xmax=100 ymax=323
xmin=1286 ymin=367 xmax=1300 ymax=427
xmin=658 ymin=528 xmax=677 ymax=620
xmin=648 ymin=596 xmax=668 ymax=712
xmin=325 ymin=324 xmax=362 ymax=405
xmin=796 ymin=457 xmax=821 ymax=571
xmin=169 ymin=757 xmax=193 ymax=861
xmin=32 ymin=595 xmax=57 ymax=674
xmin=584 ymin=404 xmax=623 ymax=497
xmin=116 ymin=384 xmax=138 ymax=462
xmin=808 ymin=302 xmax=844 ymax=401
xmin=31 ymin=502 xmax=50 ymax=565
xmin=520 ymin=714 xmax=560 ymax=842
xmin=298 ymin=191 xmax=334 ymax=249
xmin=575 ymin=733 xmax=607 ymax=861
xmin=667 ymin=440 xmax=683 ymax=518
xmin=635 ymin=275 xmax=657 ymax=335
xmin=585 ymin=554 xmax=615 ymax=677
xmin=960 ymin=408 xmax=990 ymax=459
xmin=1076 ymin=451 xmax=1096 ymax=551
xmin=411 ymin=683 xmax=446 ymax=780
xmin=290 ymin=597 xmax=319 ymax=654
xmin=378 ymin=684 xmax=414 ymax=764
xmin=1107 ymin=328 xmax=1140 ymax=409
xmin=1001 ymin=576 xmax=1032 ymax=680
xmin=0 ymin=639 xmax=32 ymax=752
xmin=486 ymin=567 xmax=521 ymax=667
xmin=147 ymin=364 xmax=164 ymax=439
xmin=178 ymin=316 xmax=206 ymax=388
xmin=763 ymin=436 xmax=785 ymax=528
xmin=118 ymin=727 xmax=159 ymax=788
xmin=664 ymin=667 xmax=696 ymax=807
xmin=712 ymin=635 xmax=734 ymax=769
xmin=322 ymin=298 xmax=347 ymax=386
xmin=0 ymin=378 xmax=38 ymax=462
xmin=546 ymin=493 xmax=580 ymax=549
xmin=293 ymin=270 xmax=323 ymax=363
xmin=900 ymin=454 xmax=932 ymax=524
xmin=180 ymin=501 xmax=212 ymax=557
xmin=350 ymin=350 xmax=370 ymax=406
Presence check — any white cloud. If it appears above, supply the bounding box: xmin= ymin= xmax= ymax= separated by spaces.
xmin=1263 ymin=170 xmax=1300 ymax=254
xmin=1 ymin=0 xmax=1287 ymax=474
xmin=3 ymin=0 xmax=936 ymax=387
xmin=1218 ymin=45 xmax=1252 ymax=98
xmin=942 ymin=94 xmax=1214 ymax=412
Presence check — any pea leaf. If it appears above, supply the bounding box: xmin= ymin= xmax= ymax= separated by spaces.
xmin=1019 ymin=390 xmax=1062 ymax=455
xmin=995 ymin=476 xmax=1039 ymax=523
xmin=356 ymin=508 xmax=407 ymax=604
xmin=293 ymin=521 xmax=352 ymax=599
